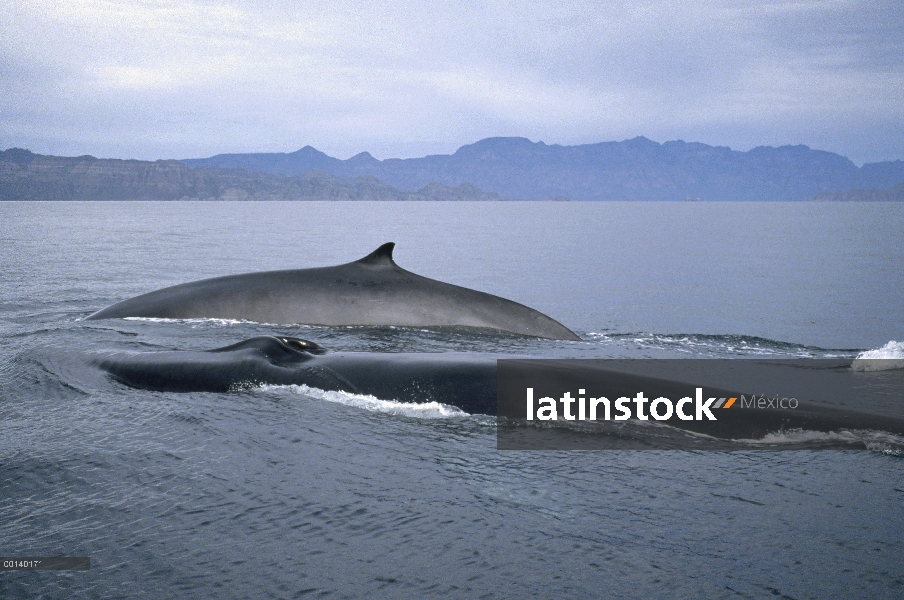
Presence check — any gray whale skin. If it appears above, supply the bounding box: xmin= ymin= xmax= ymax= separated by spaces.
xmin=93 ymin=336 xmax=497 ymax=415
xmin=87 ymin=243 xmax=580 ymax=341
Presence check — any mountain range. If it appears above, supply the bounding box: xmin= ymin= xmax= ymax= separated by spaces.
xmin=183 ymin=136 xmax=904 ymax=201
xmin=3 ymin=137 xmax=903 ymax=201
xmin=0 ymin=148 xmax=500 ymax=202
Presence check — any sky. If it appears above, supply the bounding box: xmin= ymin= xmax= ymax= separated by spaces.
xmin=1 ymin=0 xmax=902 ymax=164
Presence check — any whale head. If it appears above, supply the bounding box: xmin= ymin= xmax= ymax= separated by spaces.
xmin=211 ymin=336 xmax=327 ymax=363
xmin=276 ymin=337 xmax=327 ymax=355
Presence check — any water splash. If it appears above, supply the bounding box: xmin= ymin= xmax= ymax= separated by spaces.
xmin=851 ymin=341 xmax=904 ymax=371
xmin=260 ymin=384 xmax=469 ymax=419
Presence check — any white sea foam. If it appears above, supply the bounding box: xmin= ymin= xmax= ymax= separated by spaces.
xmin=851 ymin=341 xmax=904 ymax=371
xmin=261 ymin=384 xmax=470 ymax=419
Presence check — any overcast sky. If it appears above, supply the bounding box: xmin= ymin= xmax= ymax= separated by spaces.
xmin=1 ymin=0 xmax=901 ymax=164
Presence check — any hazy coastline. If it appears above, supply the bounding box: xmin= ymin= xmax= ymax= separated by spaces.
xmin=4 ymin=137 xmax=903 ymax=202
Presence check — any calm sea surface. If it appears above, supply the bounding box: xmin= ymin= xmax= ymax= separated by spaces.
xmin=1 ymin=201 xmax=903 ymax=598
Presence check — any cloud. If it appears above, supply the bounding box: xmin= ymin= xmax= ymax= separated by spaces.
xmin=0 ymin=0 xmax=901 ymax=163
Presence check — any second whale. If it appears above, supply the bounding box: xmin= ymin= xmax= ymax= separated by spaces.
xmin=87 ymin=243 xmax=580 ymax=340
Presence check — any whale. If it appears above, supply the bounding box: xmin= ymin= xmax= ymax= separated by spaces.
xmin=92 ymin=336 xmax=498 ymax=415
xmin=88 ymin=336 xmax=904 ymax=445
xmin=86 ymin=243 xmax=581 ymax=341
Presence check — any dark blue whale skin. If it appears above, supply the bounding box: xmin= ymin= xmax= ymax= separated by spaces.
xmin=92 ymin=336 xmax=497 ymax=415
xmin=90 ymin=336 xmax=904 ymax=438
xmin=86 ymin=243 xmax=581 ymax=341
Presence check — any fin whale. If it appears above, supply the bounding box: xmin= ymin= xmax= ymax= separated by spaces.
xmin=86 ymin=243 xmax=580 ymax=341
xmin=92 ymin=336 xmax=498 ymax=415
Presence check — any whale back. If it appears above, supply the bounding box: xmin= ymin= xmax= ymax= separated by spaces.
xmin=87 ymin=243 xmax=580 ymax=340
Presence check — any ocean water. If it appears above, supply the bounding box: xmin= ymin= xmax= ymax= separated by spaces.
xmin=1 ymin=200 xmax=903 ymax=599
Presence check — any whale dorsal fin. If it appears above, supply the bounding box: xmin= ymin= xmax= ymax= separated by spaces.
xmin=356 ymin=242 xmax=396 ymax=266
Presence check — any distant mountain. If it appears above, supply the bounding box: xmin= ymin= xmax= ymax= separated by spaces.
xmin=0 ymin=149 xmax=501 ymax=201
xmin=809 ymin=182 xmax=904 ymax=202
xmin=6 ymin=140 xmax=903 ymax=202
xmin=183 ymin=137 xmax=904 ymax=201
